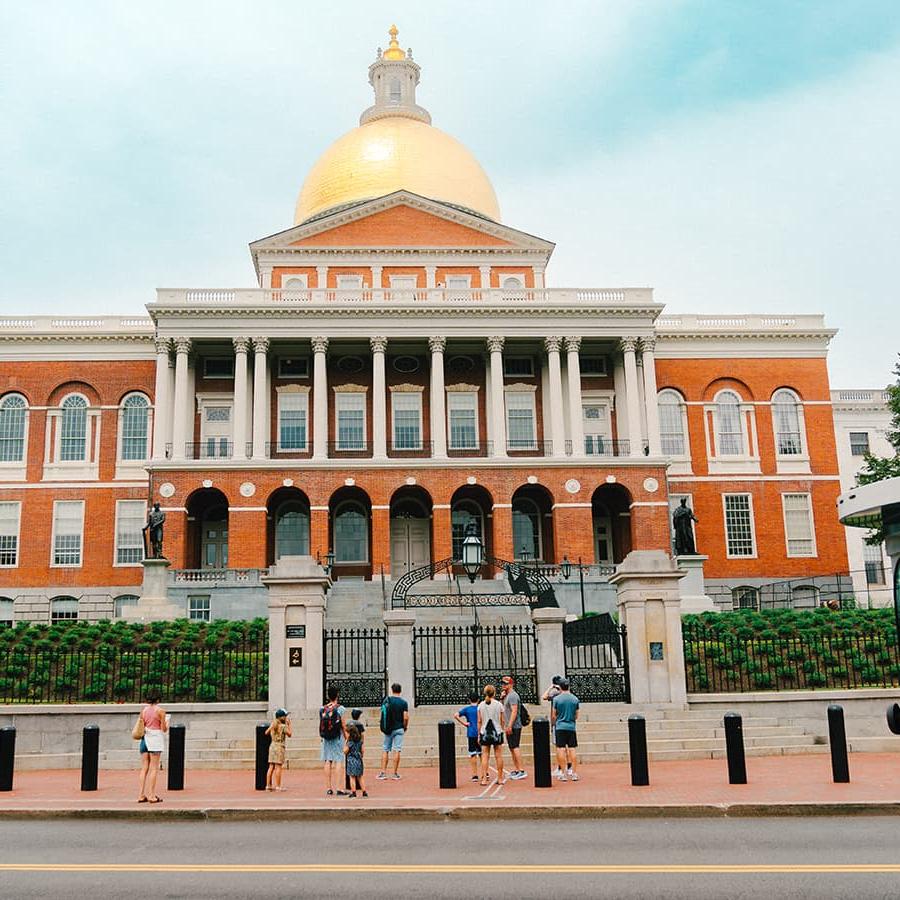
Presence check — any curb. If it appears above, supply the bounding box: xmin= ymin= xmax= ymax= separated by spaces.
xmin=1 ymin=802 xmax=900 ymax=821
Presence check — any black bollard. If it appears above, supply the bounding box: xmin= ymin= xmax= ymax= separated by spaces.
xmin=888 ymin=703 xmax=900 ymax=735
xmin=628 ymin=714 xmax=649 ymax=786
xmin=255 ymin=723 xmax=270 ymax=791
xmin=438 ymin=719 xmax=456 ymax=789
xmin=81 ymin=724 xmax=99 ymax=791
xmin=532 ymin=716 xmax=552 ymax=788
xmin=0 ymin=726 xmax=15 ymax=792
xmin=827 ymin=704 xmax=850 ymax=783
xmin=167 ymin=724 xmax=185 ymax=791
xmin=723 ymin=712 xmax=747 ymax=784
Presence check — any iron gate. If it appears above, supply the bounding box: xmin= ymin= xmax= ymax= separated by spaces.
xmin=323 ymin=628 xmax=387 ymax=707
xmin=563 ymin=614 xmax=630 ymax=702
xmin=413 ymin=624 xmax=538 ymax=706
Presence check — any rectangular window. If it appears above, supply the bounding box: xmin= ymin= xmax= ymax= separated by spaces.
xmin=782 ymin=493 xmax=816 ymax=557
xmin=336 ymin=275 xmax=363 ymax=290
xmin=277 ymin=357 xmax=309 ymax=378
xmin=0 ymin=501 xmax=21 ymax=567
xmin=392 ymin=392 xmax=422 ymax=449
xmin=188 ymin=595 xmax=211 ymax=622
xmin=849 ymin=432 xmax=870 ymax=456
xmin=202 ymin=358 xmax=234 ymax=379
xmin=389 ymin=275 xmax=417 ymax=290
xmin=448 ymin=392 xmax=478 ymax=449
xmin=506 ymin=392 xmax=536 ymax=449
xmin=445 ymin=275 xmax=472 ymax=289
xmin=336 ymin=393 xmax=366 ymax=450
xmin=864 ymin=543 xmax=886 ymax=585
xmin=278 ymin=393 xmax=308 ymax=450
xmin=503 ymin=357 xmax=534 ymax=378
xmin=580 ymin=356 xmax=608 ymax=376
xmin=52 ymin=500 xmax=84 ymax=567
xmin=723 ymin=494 xmax=755 ymax=558
xmin=115 ymin=500 xmax=146 ymax=565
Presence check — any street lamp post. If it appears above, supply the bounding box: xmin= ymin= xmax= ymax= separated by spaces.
xmin=324 ymin=549 xmax=335 ymax=577
xmin=560 ymin=554 xmax=587 ymax=617
xmin=461 ymin=523 xmax=484 ymax=585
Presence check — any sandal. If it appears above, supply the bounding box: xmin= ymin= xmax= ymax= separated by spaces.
xmin=137 ymin=797 xmax=148 ymax=803
xmin=326 ymin=789 xmax=333 ymax=795
xmin=148 ymin=797 xmax=163 ymax=804
xmin=361 ymin=791 xmax=368 ymax=798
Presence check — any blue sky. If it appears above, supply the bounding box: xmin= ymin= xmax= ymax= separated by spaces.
xmin=2 ymin=0 xmax=898 ymax=386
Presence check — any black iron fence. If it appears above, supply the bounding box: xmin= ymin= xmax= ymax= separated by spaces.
xmin=323 ymin=628 xmax=387 ymax=707
xmin=706 ymin=572 xmax=858 ymax=611
xmin=683 ymin=624 xmax=900 ymax=693
xmin=0 ymin=642 xmax=268 ymax=703
xmin=564 ymin=614 xmax=630 ymax=702
xmin=413 ymin=624 xmax=537 ymax=706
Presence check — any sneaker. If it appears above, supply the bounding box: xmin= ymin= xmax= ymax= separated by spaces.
xmin=552 ymin=767 xmax=561 ymax=777
xmin=556 ymin=773 xmax=567 ymax=782
xmin=510 ymin=771 xmax=526 ymax=780
xmin=470 ymin=775 xmax=479 ymax=782
xmin=361 ymin=791 xmax=369 ymax=797
xmin=376 ymin=772 xmax=387 ymax=780
xmin=567 ymin=767 xmax=574 ymax=775
xmin=570 ymin=773 xmax=579 ymax=781
xmin=392 ymin=773 xmax=401 ymax=780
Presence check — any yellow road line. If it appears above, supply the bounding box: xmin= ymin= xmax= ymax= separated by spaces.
xmin=0 ymin=864 xmax=899 ymax=874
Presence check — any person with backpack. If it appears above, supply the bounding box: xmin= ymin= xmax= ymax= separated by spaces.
xmin=477 ymin=684 xmax=507 ymax=786
xmin=501 ymin=675 xmax=528 ymax=781
xmin=319 ymin=685 xmax=346 ymax=796
xmin=377 ymin=682 xmax=409 ymax=780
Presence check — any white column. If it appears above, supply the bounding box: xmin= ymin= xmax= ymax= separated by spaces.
xmin=425 ymin=265 xmax=437 ymax=289
xmin=620 ymin=338 xmax=643 ymax=457
xmin=260 ymin=267 xmax=272 ymax=289
xmin=371 ymin=265 xmax=383 ymax=301
xmin=170 ymin=337 xmax=191 ymax=461
xmin=641 ymin=337 xmax=662 ymax=456
xmin=565 ymin=336 xmax=584 ymax=457
xmin=316 ymin=265 xmax=328 ymax=294
xmin=487 ymin=336 xmax=507 ymax=458
xmin=232 ymin=337 xmax=250 ymax=459
xmin=251 ymin=337 xmax=270 ymax=460
xmin=479 ymin=265 xmax=491 ymax=291
xmin=371 ymin=336 xmax=388 ymax=458
xmin=151 ymin=339 xmax=171 ymax=461
xmin=312 ymin=336 xmax=329 ymax=460
xmin=534 ymin=266 xmax=546 ymax=289
xmin=429 ymin=336 xmax=447 ymax=458
xmin=544 ymin=336 xmax=566 ymax=458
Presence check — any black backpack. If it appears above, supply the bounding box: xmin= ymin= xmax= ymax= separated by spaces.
xmin=519 ymin=704 xmax=531 ymax=727
xmin=319 ymin=703 xmax=342 ymax=740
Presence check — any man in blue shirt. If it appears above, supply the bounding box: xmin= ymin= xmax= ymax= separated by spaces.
xmin=454 ymin=691 xmax=481 ymax=782
xmin=550 ymin=678 xmax=580 ymax=782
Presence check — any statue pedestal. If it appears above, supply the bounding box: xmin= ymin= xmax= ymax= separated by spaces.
xmin=675 ymin=555 xmax=717 ymax=613
xmin=121 ymin=558 xmax=183 ymax=622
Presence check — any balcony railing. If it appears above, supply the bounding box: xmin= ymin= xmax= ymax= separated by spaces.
xmin=171 ymin=441 xmax=254 ymax=460
xmin=447 ymin=442 xmax=492 ymax=458
xmin=171 ymin=568 xmax=268 ymax=585
xmin=568 ymin=438 xmax=633 ymax=457
xmin=266 ymin=442 xmax=312 ymax=459
xmin=327 ymin=441 xmax=372 ymax=459
xmin=507 ymin=440 xmax=552 ymax=457
xmin=387 ymin=440 xmax=434 ymax=458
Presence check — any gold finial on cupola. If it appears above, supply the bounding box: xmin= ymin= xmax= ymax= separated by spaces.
xmin=384 ymin=24 xmax=406 ymax=60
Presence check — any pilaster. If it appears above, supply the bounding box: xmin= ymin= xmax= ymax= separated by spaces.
xmin=383 ymin=610 xmax=417 ymax=705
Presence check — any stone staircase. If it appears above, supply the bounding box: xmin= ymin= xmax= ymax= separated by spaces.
xmin=25 ymin=703 xmax=828 ymax=771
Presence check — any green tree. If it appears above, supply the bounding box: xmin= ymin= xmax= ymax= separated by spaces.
xmin=856 ymin=355 xmax=900 ymax=543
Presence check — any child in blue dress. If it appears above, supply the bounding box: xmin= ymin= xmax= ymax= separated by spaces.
xmin=344 ymin=722 xmax=367 ymax=797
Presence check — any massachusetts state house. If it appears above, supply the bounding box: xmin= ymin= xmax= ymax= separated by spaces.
xmin=0 ymin=28 xmax=848 ymax=623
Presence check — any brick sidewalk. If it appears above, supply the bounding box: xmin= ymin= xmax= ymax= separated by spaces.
xmin=1 ymin=754 xmax=899 ymax=816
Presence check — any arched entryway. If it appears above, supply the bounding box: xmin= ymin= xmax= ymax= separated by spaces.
xmin=591 ymin=484 xmax=633 ymax=565
xmin=449 ymin=485 xmax=493 ymax=575
xmin=389 ymin=486 xmax=433 ymax=577
xmin=329 ymin=486 xmax=372 ymax=579
xmin=186 ymin=487 xmax=229 ymax=569
xmin=511 ymin=484 xmax=554 ymax=563
xmin=266 ymin=487 xmax=311 ymax=565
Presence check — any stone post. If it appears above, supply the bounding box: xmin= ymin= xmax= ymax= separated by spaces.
xmin=531 ymin=607 xmax=568 ymax=696
xmin=122 ymin=558 xmax=182 ymax=622
xmin=676 ymin=554 xmax=717 ymax=613
xmin=263 ymin=556 xmax=331 ymax=713
xmin=610 ymin=550 xmax=687 ymax=705
xmin=383 ymin=609 xmax=416 ymax=706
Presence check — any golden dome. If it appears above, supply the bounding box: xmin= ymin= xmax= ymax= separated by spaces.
xmin=383 ymin=24 xmax=406 ymax=61
xmin=294 ymin=116 xmax=501 ymax=224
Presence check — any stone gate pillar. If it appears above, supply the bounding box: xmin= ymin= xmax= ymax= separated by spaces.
xmin=383 ymin=609 xmax=416 ymax=705
xmin=262 ymin=556 xmax=330 ymax=713
xmin=610 ymin=550 xmax=687 ymax=705
xmin=531 ymin=606 xmax=567 ymax=695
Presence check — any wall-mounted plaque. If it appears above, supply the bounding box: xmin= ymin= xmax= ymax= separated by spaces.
xmin=289 ymin=647 xmax=303 ymax=668
xmin=285 ymin=625 xmax=306 ymax=639
xmin=649 ymin=641 xmax=664 ymax=661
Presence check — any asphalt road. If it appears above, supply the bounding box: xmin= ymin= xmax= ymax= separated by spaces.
xmin=0 ymin=816 xmax=898 ymax=899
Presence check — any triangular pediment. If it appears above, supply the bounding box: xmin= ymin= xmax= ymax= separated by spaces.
xmin=250 ymin=191 xmax=555 ymax=255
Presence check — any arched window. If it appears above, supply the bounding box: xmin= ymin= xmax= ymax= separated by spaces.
xmin=59 ymin=394 xmax=88 ymax=461
xmin=772 ymin=389 xmax=803 ymax=456
xmin=114 ymin=594 xmax=139 ymax=617
xmin=334 ymin=502 xmax=368 ymax=563
xmin=732 ymin=585 xmax=759 ymax=610
xmin=275 ymin=502 xmax=310 ymax=560
xmin=50 ymin=596 xmax=79 ymax=622
xmin=657 ymin=390 xmax=687 ymax=456
xmin=791 ymin=585 xmax=819 ymax=609
xmin=0 ymin=394 xmax=27 ymax=462
xmin=0 ymin=597 xmax=13 ymax=626
xmin=502 ymin=276 xmax=524 ymax=290
xmin=715 ymin=390 xmax=744 ymax=456
xmin=120 ymin=394 xmax=149 ymax=461
xmin=512 ymin=497 xmax=541 ymax=561
xmin=451 ymin=501 xmax=483 ymax=561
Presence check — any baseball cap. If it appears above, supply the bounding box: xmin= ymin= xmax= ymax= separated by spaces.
xmin=275 ymin=708 xmax=289 ymax=719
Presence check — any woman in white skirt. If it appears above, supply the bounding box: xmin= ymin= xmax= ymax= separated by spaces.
xmin=477 ymin=684 xmax=507 ymax=786
xmin=137 ymin=693 xmax=169 ymax=803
